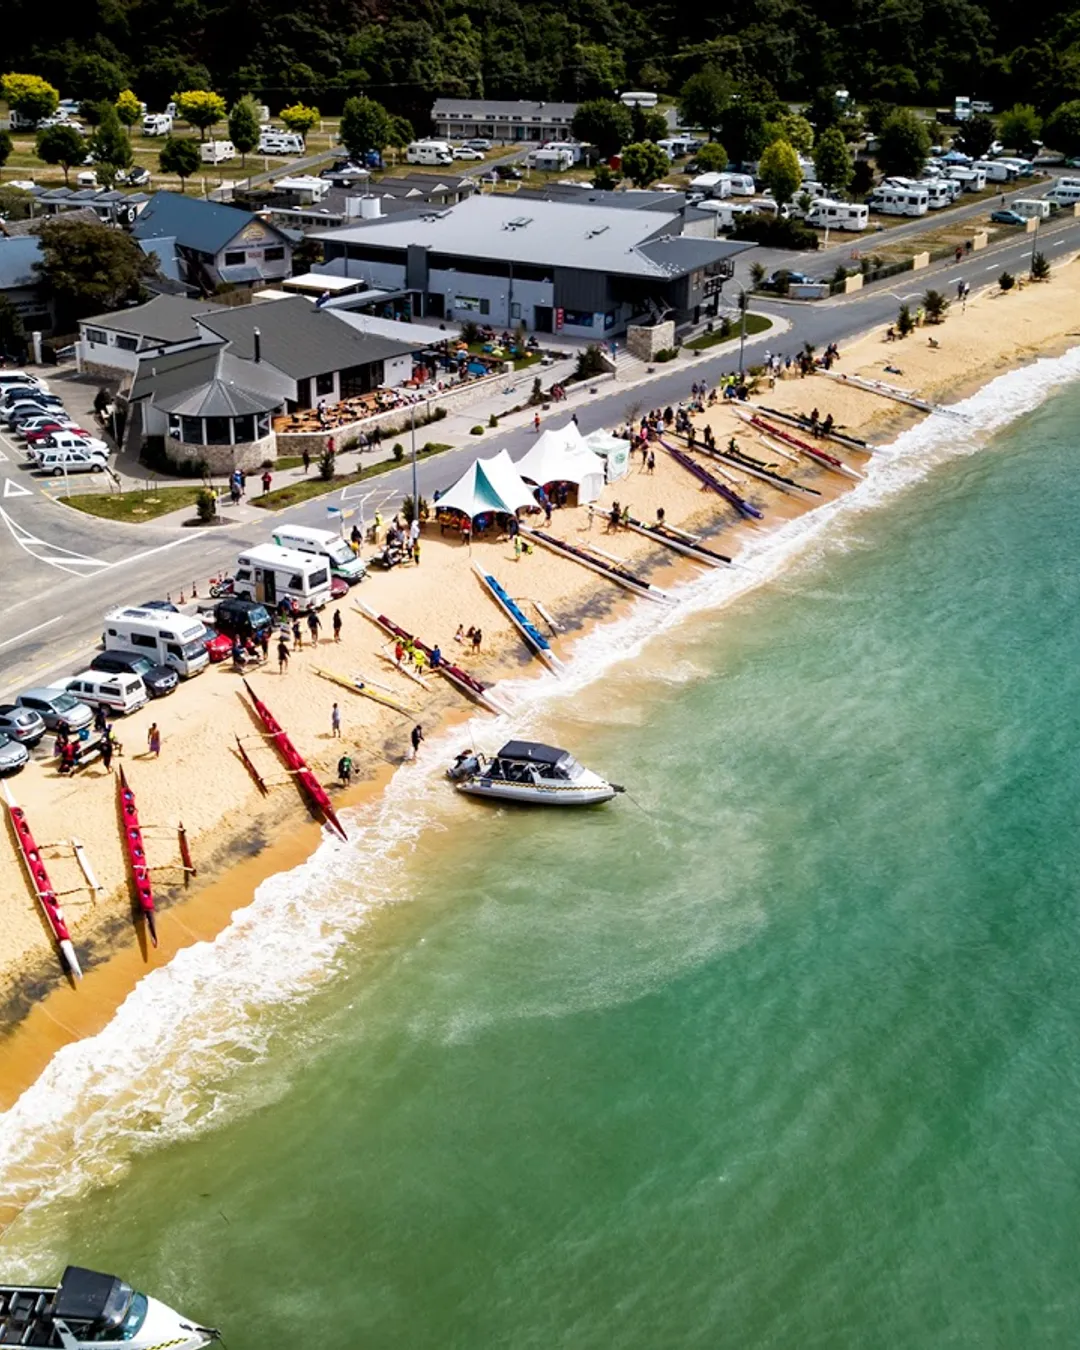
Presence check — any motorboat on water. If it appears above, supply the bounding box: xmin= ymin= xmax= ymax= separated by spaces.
xmin=0 ymin=1266 xmax=218 ymax=1349
xmin=447 ymin=739 xmax=621 ymax=806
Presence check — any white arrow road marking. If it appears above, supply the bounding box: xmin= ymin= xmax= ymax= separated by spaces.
xmin=0 ymin=506 xmax=110 ymax=575
xmin=2 ymin=478 xmax=31 ymax=497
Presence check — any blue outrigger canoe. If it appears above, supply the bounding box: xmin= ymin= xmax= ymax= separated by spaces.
xmin=473 ymin=564 xmax=563 ymax=673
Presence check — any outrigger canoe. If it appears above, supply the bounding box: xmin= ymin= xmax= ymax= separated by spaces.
xmin=118 ymin=767 xmax=157 ymax=947
xmin=313 ymin=665 xmax=416 ymax=717
xmin=735 ymin=412 xmax=864 ymax=481
xmin=473 ymin=564 xmax=562 ymax=672
xmin=2 ymin=782 xmax=82 ymax=980
xmin=242 ymin=680 xmax=348 ymax=841
xmin=588 ymin=506 xmax=732 ymax=568
xmin=659 ymin=439 xmax=765 ymax=519
xmin=519 ymin=527 xmax=675 ymax=603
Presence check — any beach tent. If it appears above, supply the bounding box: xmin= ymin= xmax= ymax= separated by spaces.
xmin=436 ymin=449 xmax=537 ymax=520
xmin=584 ymin=429 xmax=630 ymax=483
xmin=515 ymin=422 xmax=607 ymax=503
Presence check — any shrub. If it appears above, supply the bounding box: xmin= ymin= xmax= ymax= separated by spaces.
xmin=999 ymin=270 xmax=1016 ymax=291
xmin=459 ymin=320 xmax=481 ymax=344
xmin=654 ymin=347 xmax=680 ymax=362
xmin=923 ymin=289 xmax=949 ymax=322
xmin=470 ymin=424 xmax=485 ymax=435
xmin=401 ymin=494 xmax=429 ymax=523
xmin=750 ymin=261 xmax=767 ymax=288
xmin=488 ymin=413 xmax=498 ymax=427
xmin=528 ymin=376 xmax=545 ymax=406
xmin=896 ymin=302 xmax=915 ymax=337
xmin=392 ymin=442 xmax=405 ymax=461
xmin=718 ymin=316 xmax=733 ymax=340
xmin=729 ymin=215 xmax=817 ymax=249
xmin=575 ymin=343 xmax=608 ymax=379
xmin=195 ymin=488 xmax=217 ymax=522
xmin=319 ymin=448 xmax=335 ymax=480
xmin=1030 ymin=250 xmax=1050 ymax=281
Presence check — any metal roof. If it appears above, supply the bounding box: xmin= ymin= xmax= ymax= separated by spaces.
xmin=133 ymin=191 xmax=291 ymax=255
xmin=129 ymin=343 xmax=288 ymax=409
xmin=636 ymin=236 xmax=748 ymax=272
xmin=312 ymin=194 xmax=743 ymax=280
xmin=155 ymin=376 xmax=281 ymax=417
xmin=432 ymin=98 xmax=578 ymax=121
xmin=80 ymin=294 xmax=223 ymax=342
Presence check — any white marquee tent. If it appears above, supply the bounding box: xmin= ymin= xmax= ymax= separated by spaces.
xmin=435 ymin=449 xmax=538 ymax=520
xmin=514 ymin=422 xmax=607 ymax=503
xmin=584 ymin=429 xmax=630 ymax=482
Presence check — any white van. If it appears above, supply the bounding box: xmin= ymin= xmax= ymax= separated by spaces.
xmin=232 ymin=544 xmax=332 ymax=610
xmin=103 ymin=606 xmax=210 ymax=678
xmin=271 ymin=525 xmax=367 ymax=583
xmin=1012 ymin=198 xmax=1051 ymax=220
xmin=406 ymin=140 xmax=453 ymax=166
xmin=972 ymin=159 xmax=1015 ymax=183
xmin=259 ymin=130 xmax=305 ymax=155
xmin=870 ymin=185 xmax=929 ymax=216
xmin=806 ymin=198 xmax=869 ymax=231
xmin=200 ymin=140 xmax=236 ymax=164
xmin=1046 ymin=183 xmax=1080 ymax=206
xmin=64 ymin=670 xmax=148 ymax=717
xmin=142 ymin=113 xmax=173 ymax=136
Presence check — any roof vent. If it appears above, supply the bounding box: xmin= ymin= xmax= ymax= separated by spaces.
xmin=585 ymin=224 xmax=610 ymax=239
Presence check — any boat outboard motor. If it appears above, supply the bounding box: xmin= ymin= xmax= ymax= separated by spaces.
xmin=447 ymin=750 xmax=480 ymax=781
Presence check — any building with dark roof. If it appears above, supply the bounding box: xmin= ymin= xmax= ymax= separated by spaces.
xmin=77 ymin=295 xmax=225 ymax=377
xmin=132 ymin=192 xmax=294 ymax=291
xmin=0 ymin=236 xmax=51 ymax=338
xmin=312 ymin=194 xmax=748 ymax=336
xmin=432 ymin=98 xmax=579 ymax=144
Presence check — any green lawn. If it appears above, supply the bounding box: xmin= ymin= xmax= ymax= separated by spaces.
xmin=684 ymin=314 xmax=772 ymax=351
xmin=253 ymin=443 xmax=453 ymax=510
xmin=62 ymin=486 xmax=205 ymax=522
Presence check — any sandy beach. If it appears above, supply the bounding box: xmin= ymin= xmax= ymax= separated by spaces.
xmin=1 ymin=255 xmax=1078 ymax=1099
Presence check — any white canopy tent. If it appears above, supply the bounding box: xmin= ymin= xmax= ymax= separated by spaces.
xmin=584 ymin=429 xmax=630 ymax=483
xmin=435 ymin=449 xmax=537 ymax=521
xmin=515 ymin=422 xmax=607 ymax=503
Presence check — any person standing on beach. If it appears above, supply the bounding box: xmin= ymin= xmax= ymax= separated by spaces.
xmin=534 ymin=411 xmax=541 ymax=433
xmin=307 ymin=609 xmax=322 ymax=643
xmin=100 ymin=733 xmax=114 ymax=773
xmin=338 ymin=753 xmax=353 ymax=785
xmin=333 ymin=609 xmax=342 ymax=643
xmin=331 ymin=703 xmax=341 ymax=738
xmin=292 ymin=618 xmax=303 ymax=649
xmin=147 ymin=723 xmax=161 ymax=758
xmin=471 ymin=627 xmax=482 ymax=654
xmin=260 ymin=629 xmax=270 ymax=661
xmin=278 ymin=637 xmax=290 ymax=674
xmin=411 ymin=724 xmax=424 ymax=759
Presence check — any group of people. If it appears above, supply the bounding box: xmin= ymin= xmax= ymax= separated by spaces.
xmin=56 ymin=705 xmax=120 ymax=775
xmin=393 ymin=634 xmax=442 ymax=675
xmin=454 ymin=624 xmax=484 ymax=654
xmin=273 ymin=607 xmax=343 ymax=673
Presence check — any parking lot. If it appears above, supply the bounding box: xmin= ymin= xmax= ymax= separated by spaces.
xmin=0 ymin=364 xmax=120 ymax=495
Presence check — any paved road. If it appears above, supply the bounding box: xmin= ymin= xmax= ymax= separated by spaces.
xmin=2 ymin=209 xmax=1078 ymax=696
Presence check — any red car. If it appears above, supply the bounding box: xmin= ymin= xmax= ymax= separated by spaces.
xmin=25 ymin=424 xmax=91 ymax=444
xmin=201 ymin=625 xmax=234 ymax=662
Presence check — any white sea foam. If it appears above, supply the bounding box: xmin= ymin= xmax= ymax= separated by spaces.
xmin=3 ymin=344 xmax=1080 ymax=1229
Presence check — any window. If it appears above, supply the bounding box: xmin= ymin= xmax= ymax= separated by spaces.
xmin=224 ymin=250 xmax=246 ymax=266
xmin=167 ymin=414 xmax=181 ymax=440
xmin=563 ymin=310 xmax=595 ymax=328
xmin=205 ymin=417 xmax=231 ymax=445
xmin=132 ymin=634 xmax=156 ymax=649
xmin=257 ymin=413 xmax=271 ymax=438
xmin=315 ymin=372 xmax=335 ymax=396
xmin=85 ymin=327 xmax=108 ymax=345
xmin=166 ymin=643 xmax=181 ymax=658
xmin=233 ymin=414 xmax=256 ymax=443
xmin=115 ymin=335 xmax=139 ymax=352
xmin=181 ymin=417 xmax=203 ymax=444
xmin=479 ymin=298 xmax=490 ymax=315
xmin=289 ymin=574 xmax=303 ymax=590
xmin=264 ymin=246 xmax=285 ymax=262
xmin=510 ymin=302 xmax=522 ymax=320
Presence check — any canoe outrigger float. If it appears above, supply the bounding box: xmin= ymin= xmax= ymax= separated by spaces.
xmin=118 ymin=767 xmax=157 ymax=947
xmin=354 ymin=601 xmax=511 ymax=715
xmin=695 ymin=439 xmax=821 ymax=499
xmin=749 ymin=401 xmax=877 ymax=453
xmin=588 ymin=506 xmax=732 ymax=567
xmin=2 ymin=782 xmax=82 ymax=980
xmin=817 ymin=368 xmax=966 ymax=415
xmin=241 ymin=680 xmax=348 ymax=841
xmin=472 ymin=564 xmax=563 ymax=672
xmin=313 ymin=665 xmax=416 ymax=716
xmin=735 ymin=411 xmax=864 ymax=481
xmin=520 ymin=527 xmax=675 ymax=603
xmin=659 ymin=439 xmax=765 ymax=519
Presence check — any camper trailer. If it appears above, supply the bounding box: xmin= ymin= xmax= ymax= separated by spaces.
xmin=972 ymin=159 xmax=1016 ymax=184
xmin=102 ymin=607 xmax=210 ymax=678
xmin=725 ymin=173 xmax=755 ymax=196
xmin=946 ymin=165 xmax=987 ymax=192
xmin=1011 ymin=198 xmax=1051 ymax=220
xmin=200 ymin=140 xmax=236 ymax=164
xmin=805 ymin=198 xmax=869 ymax=232
xmin=870 ymin=184 xmax=929 ymax=216
xmin=528 ymin=147 xmax=574 ymax=171
xmin=232 ymin=544 xmax=332 ymax=610
xmin=406 ymin=140 xmax=454 ymax=166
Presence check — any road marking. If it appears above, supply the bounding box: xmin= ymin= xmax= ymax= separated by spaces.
xmin=0 ymin=615 xmax=64 ymax=653
xmin=0 ymin=506 xmax=110 ymax=576
xmin=985 ymin=264 xmax=998 ymax=270
xmin=105 ymin=535 xmax=201 ymax=571
xmin=1053 ymin=240 xmax=1067 ymax=248
xmin=2 ymin=478 xmax=31 ymax=497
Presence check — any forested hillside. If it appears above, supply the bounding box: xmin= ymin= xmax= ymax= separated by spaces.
xmin=6 ymin=0 xmax=1080 ymax=122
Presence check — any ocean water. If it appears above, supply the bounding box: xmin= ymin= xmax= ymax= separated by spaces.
xmin=5 ymin=354 xmax=1080 ymax=1347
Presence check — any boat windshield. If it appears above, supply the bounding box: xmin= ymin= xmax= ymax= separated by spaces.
xmin=118 ymin=1292 xmax=148 ymax=1341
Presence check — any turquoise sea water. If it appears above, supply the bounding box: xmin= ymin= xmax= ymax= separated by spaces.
xmin=5 ymin=359 xmax=1080 ymax=1347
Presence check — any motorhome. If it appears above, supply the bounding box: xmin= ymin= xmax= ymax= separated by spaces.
xmin=1046 ymin=182 xmax=1080 ymax=207
xmin=695 ymin=200 xmax=755 ymax=229
xmin=946 ymin=165 xmax=987 ymax=191
xmin=103 ymin=606 xmax=210 ymax=678
xmin=996 ymin=157 xmax=1035 ymax=177
xmin=528 ymin=147 xmax=574 ymax=171
xmin=541 ymin=140 xmax=586 ymax=163
xmin=805 ymin=198 xmax=869 ymax=232
xmin=1011 ymin=198 xmax=1051 ymax=220
xmin=200 ymin=140 xmax=235 ymax=164
xmin=973 ymin=158 xmax=1016 ymax=183
xmin=870 ymin=184 xmax=929 ymax=216
xmin=747 ymin=197 xmax=790 ymax=219
xmin=884 ymin=176 xmax=953 ymax=209
xmin=259 ymin=130 xmax=305 ymax=155
xmin=271 ymin=525 xmax=367 ymax=584
xmin=232 ymin=544 xmax=332 ymax=610
xmin=657 ymin=137 xmax=696 ymax=159
xmin=619 ymin=91 xmax=658 ymax=108
xmin=142 ymin=113 xmax=172 ymax=136
xmin=406 ymin=140 xmax=454 ymax=166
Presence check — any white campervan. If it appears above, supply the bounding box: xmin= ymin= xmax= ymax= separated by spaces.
xmin=946 ymin=165 xmax=986 ymax=191
xmin=64 ymin=671 xmax=148 ymax=717
xmin=259 ymin=130 xmax=305 ymax=155
xmin=972 ymin=158 xmax=1015 ymax=183
xmin=1046 ymin=182 xmax=1080 ymax=207
xmin=1012 ymin=198 xmax=1051 ymax=220
xmin=142 ymin=113 xmax=173 ymax=136
xmin=806 ymin=198 xmax=869 ymax=232
xmin=529 ymin=147 xmax=574 ymax=171
xmin=406 ymin=140 xmax=453 ymax=166
xmin=271 ymin=525 xmax=367 ymax=584
xmin=103 ymin=606 xmax=210 ymax=678
xmin=871 ymin=184 xmax=929 ymax=216
xmin=232 ymin=544 xmax=332 ymax=610
xmin=200 ymin=140 xmax=236 ymax=164
xmin=695 ymin=200 xmax=754 ymax=229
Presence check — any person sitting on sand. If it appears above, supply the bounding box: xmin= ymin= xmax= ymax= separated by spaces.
xmin=928 ymin=336 xmax=940 ymax=348
xmin=455 ymin=624 xmax=465 ymax=643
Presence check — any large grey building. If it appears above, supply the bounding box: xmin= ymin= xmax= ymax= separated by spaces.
xmin=431 ymin=99 xmax=579 ymax=144
xmin=311 ymin=195 xmax=747 ymax=338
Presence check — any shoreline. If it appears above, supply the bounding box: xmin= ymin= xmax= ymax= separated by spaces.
xmin=2 ymin=256 xmax=1079 ymax=1107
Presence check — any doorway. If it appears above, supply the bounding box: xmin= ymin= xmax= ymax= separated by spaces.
xmin=534 ymin=306 xmax=553 ymax=333
xmin=257 ymin=567 xmax=276 ymax=604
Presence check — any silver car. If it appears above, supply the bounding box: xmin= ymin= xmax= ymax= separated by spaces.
xmin=0 ymin=702 xmax=46 ymax=744
xmin=16 ymin=687 xmax=94 ymax=732
xmin=0 ymin=732 xmax=29 ymax=775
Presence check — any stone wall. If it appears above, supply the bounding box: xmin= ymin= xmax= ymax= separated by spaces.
xmin=165 ymin=432 xmax=276 ymax=474
xmin=626 ymin=321 xmax=675 ymax=361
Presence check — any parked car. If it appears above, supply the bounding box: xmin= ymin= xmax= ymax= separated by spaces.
xmin=768 ymin=269 xmax=815 ymax=287
xmin=212 ymin=597 xmax=273 ymax=641
xmin=495 ymin=164 xmax=523 ymax=180
xmin=17 ymin=416 xmax=82 ymax=440
xmin=454 ymin=146 xmax=485 ymax=160
xmin=140 ymin=599 xmax=180 ymax=612
xmin=16 ymin=687 xmax=94 ymax=732
xmin=0 ymin=703 xmax=46 ymax=745
xmin=90 ymin=650 xmax=178 ymax=697
xmin=0 ymin=732 xmax=29 ymax=776
xmin=466 ymin=138 xmax=493 ymax=150
xmin=28 ymin=432 xmax=109 ymax=457
xmin=2 ymin=386 xmax=60 ymax=409
xmin=201 ymin=625 xmax=235 ymax=662
xmin=32 ymin=449 xmax=108 ymax=474
xmin=126 ymin=166 xmax=150 ymax=186
xmin=25 ymin=425 xmax=91 ymax=446
xmin=990 ymin=208 xmax=1026 ymax=225
xmin=6 ymin=402 xmax=65 ymax=428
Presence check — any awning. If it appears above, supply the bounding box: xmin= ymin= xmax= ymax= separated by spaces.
xmin=218 ymin=264 xmax=262 ymax=283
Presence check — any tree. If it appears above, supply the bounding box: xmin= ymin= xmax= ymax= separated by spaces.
xmin=0 ymin=130 xmax=10 ymax=170
xmin=1031 ymin=250 xmax=1050 ymax=280
xmin=852 ymin=159 xmax=875 ymax=195
xmin=694 ymin=141 xmax=728 ymax=173
xmin=896 ymin=302 xmax=914 ymax=337
xmin=758 ymin=139 xmax=802 ymax=205
xmin=67 ymin=55 xmax=127 ymax=103
xmin=923 ymin=289 xmax=949 ymax=322
xmin=115 ymin=89 xmax=142 ymax=136
xmin=0 ymin=295 xmax=25 ymax=359
xmin=228 ymin=96 xmax=261 ymax=164
xmin=280 ymin=103 xmax=320 ymax=138
xmin=34 ymin=216 xmax=155 ymax=323
xmin=159 ymin=135 xmax=201 ymax=190
xmin=806 ymin=87 xmax=843 ymax=133
xmin=864 ymin=101 xmax=898 ymax=137
xmin=173 ymin=90 xmax=227 ymax=140
xmin=571 ymin=99 xmax=632 ymax=159
xmin=999 ymin=270 xmax=1015 ymax=291
xmin=722 ymin=101 xmax=769 ymax=163
xmin=620 ymin=140 xmax=669 ymax=188
xmin=780 ymin=113 xmax=814 ymax=155
xmin=592 ymin=163 xmax=618 ymax=189
xmin=679 ymin=68 xmax=731 ymax=138
xmin=630 ymin=105 xmax=668 ymax=145
xmin=998 ymin=105 xmax=1042 ymax=154
xmin=35 ymin=122 xmax=86 ymax=185
xmin=1044 ymin=101 xmax=1080 ymax=157
xmin=88 ymin=104 xmax=133 ymax=187
xmin=877 ymin=109 xmax=931 ymax=179
xmin=813 ymin=127 xmax=852 ymax=195
xmin=956 ymin=112 xmax=996 ymax=159
xmin=339 ymin=95 xmax=390 ymax=161
xmin=385 ymin=114 xmax=413 ymax=164
xmin=1 ymin=74 xmax=59 ymax=124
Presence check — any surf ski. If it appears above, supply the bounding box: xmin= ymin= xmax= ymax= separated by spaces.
xmin=2 ymin=782 xmax=82 ymax=980
xmin=118 ymin=766 xmax=157 ymax=947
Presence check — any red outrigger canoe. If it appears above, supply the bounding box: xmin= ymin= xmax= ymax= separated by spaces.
xmin=118 ymin=766 xmax=158 ymax=946
xmin=242 ymin=680 xmax=347 ymax=841
xmin=2 ymin=782 xmax=82 ymax=980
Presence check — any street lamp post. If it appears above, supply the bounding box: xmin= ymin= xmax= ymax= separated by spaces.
xmin=1029 ymin=214 xmax=1040 ymax=277
xmin=410 ymin=402 xmax=418 ymax=516
xmin=738 ymin=286 xmax=749 ymax=379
